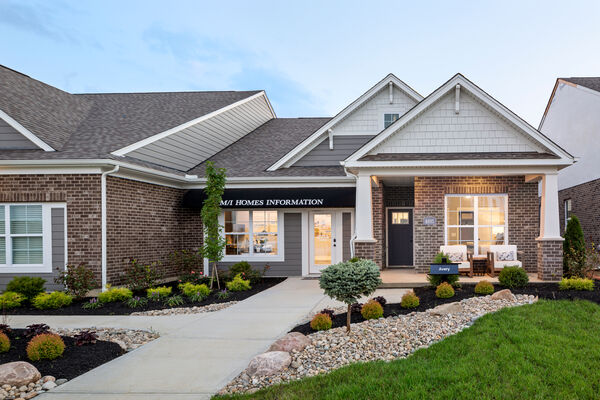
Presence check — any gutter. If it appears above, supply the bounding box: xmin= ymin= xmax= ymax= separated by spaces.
xmin=101 ymin=165 xmax=119 ymax=291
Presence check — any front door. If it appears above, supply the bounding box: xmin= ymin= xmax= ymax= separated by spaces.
xmin=387 ymin=209 xmax=413 ymax=266
xmin=310 ymin=212 xmax=336 ymax=274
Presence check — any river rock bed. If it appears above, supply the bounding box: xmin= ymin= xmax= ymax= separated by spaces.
xmin=131 ymin=301 xmax=237 ymax=316
xmin=53 ymin=328 xmax=159 ymax=352
xmin=219 ymin=294 xmax=537 ymax=395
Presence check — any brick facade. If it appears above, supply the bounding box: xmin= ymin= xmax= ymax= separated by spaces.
xmin=537 ymin=239 xmax=563 ymax=281
xmin=558 ymin=178 xmax=600 ymax=245
xmin=371 ymin=183 xmax=385 ymax=268
xmin=354 ymin=241 xmax=376 ymax=261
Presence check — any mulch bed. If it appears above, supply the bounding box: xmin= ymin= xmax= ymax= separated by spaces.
xmin=7 ymin=278 xmax=286 ymax=316
xmin=290 ymin=282 xmax=600 ymax=334
xmin=0 ymin=329 xmax=124 ymax=380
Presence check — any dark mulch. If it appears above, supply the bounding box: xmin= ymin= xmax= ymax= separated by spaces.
xmin=7 ymin=278 xmax=286 ymax=316
xmin=0 ymin=329 xmax=124 ymax=380
xmin=290 ymin=281 xmax=600 ymax=334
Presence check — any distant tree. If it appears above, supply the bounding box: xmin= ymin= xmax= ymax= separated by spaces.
xmin=201 ymin=162 xmax=227 ymax=289
xmin=563 ymin=215 xmax=586 ymax=277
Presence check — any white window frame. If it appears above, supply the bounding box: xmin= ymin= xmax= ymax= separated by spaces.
xmin=444 ymin=194 xmax=508 ymax=256
xmin=383 ymin=112 xmax=400 ymax=130
xmin=219 ymin=210 xmax=285 ymax=262
xmin=564 ymin=199 xmax=572 ymax=229
xmin=0 ymin=203 xmax=61 ymax=273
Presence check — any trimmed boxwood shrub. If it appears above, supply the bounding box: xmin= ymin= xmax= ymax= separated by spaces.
xmin=400 ymin=291 xmax=420 ymax=308
xmin=559 ymin=277 xmax=594 ymax=291
xmin=226 ymin=273 xmax=251 ymax=292
xmin=146 ymin=286 xmax=172 ymax=299
xmin=6 ymin=277 xmax=45 ymax=301
xmin=361 ymin=300 xmax=383 ymax=320
xmin=498 ymin=266 xmax=529 ymax=288
xmin=0 ymin=332 xmax=10 ymax=353
xmin=0 ymin=291 xmax=25 ymax=309
xmin=226 ymin=261 xmax=262 ymax=284
xmin=32 ymin=292 xmax=73 ymax=310
xmin=436 ymin=282 xmax=455 ymax=299
xmin=179 ymin=282 xmax=210 ymax=299
xmin=310 ymin=313 xmax=332 ymax=331
xmin=98 ymin=287 xmax=133 ymax=303
xmin=475 ymin=280 xmax=495 ymax=295
xmin=26 ymin=333 xmax=65 ymax=361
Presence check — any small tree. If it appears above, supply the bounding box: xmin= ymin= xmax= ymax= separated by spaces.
xmin=201 ymin=162 xmax=227 ymax=289
xmin=563 ymin=215 xmax=586 ymax=276
xmin=319 ymin=259 xmax=382 ymax=333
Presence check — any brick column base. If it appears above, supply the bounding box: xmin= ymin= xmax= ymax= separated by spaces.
xmin=537 ymin=239 xmax=563 ymax=281
xmin=354 ymin=241 xmax=378 ymax=267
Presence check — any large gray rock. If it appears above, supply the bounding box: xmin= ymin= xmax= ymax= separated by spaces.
xmin=0 ymin=362 xmax=41 ymax=387
xmin=246 ymin=351 xmax=291 ymax=376
xmin=490 ymin=289 xmax=516 ymax=302
xmin=268 ymin=332 xmax=311 ymax=353
xmin=430 ymin=302 xmax=463 ymax=315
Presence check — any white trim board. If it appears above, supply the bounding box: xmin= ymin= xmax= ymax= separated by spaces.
xmin=0 ymin=109 xmax=55 ymax=152
xmin=266 ymin=74 xmax=423 ymax=171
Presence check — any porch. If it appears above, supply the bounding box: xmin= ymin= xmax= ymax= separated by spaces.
xmin=379 ymin=269 xmax=545 ymax=288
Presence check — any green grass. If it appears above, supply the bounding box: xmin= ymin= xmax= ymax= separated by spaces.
xmin=215 ymin=300 xmax=600 ymax=400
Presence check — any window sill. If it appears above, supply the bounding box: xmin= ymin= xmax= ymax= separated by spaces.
xmin=222 ymin=255 xmax=284 ymax=263
xmin=0 ymin=265 xmax=52 ymax=273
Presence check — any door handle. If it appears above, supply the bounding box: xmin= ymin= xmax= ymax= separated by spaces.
xmin=333 ymin=238 xmax=336 ymax=247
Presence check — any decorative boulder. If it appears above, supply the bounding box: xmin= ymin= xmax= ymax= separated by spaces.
xmin=430 ymin=302 xmax=463 ymax=315
xmin=490 ymin=289 xmax=516 ymax=302
xmin=0 ymin=362 xmax=41 ymax=387
xmin=246 ymin=351 xmax=291 ymax=377
xmin=268 ymin=332 xmax=311 ymax=353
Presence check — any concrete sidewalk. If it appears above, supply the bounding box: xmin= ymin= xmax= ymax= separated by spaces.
xmin=30 ymin=278 xmax=326 ymax=400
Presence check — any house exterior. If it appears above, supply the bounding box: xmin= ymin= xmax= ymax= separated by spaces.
xmin=0 ymin=65 xmax=572 ymax=289
xmin=539 ymin=78 xmax=600 ymax=245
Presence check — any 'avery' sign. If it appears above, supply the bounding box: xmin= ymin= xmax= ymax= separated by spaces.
xmin=430 ymin=264 xmax=459 ymax=275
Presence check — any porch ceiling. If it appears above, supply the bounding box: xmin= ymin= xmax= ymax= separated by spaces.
xmin=378 ymin=176 xmax=414 ymax=186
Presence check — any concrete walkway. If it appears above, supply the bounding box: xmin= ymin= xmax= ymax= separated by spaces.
xmin=14 ymin=278 xmax=326 ymax=400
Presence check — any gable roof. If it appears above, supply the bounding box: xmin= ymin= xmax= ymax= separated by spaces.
xmin=266 ymin=73 xmax=423 ymax=171
xmin=344 ymin=73 xmax=574 ymax=167
xmin=539 ymin=77 xmax=600 ymax=130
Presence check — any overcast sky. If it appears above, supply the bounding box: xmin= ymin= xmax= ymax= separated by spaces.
xmin=1 ymin=0 xmax=598 ymax=126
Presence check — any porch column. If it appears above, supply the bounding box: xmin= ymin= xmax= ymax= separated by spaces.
xmin=353 ymin=173 xmax=377 ymax=261
xmin=537 ymin=173 xmax=564 ymax=280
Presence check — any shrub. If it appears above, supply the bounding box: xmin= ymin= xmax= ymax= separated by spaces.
xmin=563 ymin=215 xmax=586 ymax=276
xmin=73 ymin=330 xmax=98 ymax=346
xmin=361 ymin=300 xmax=383 ymax=320
xmin=54 ymin=263 xmax=97 ymax=299
xmin=436 ymin=282 xmax=455 ymax=299
xmin=0 ymin=291 xmax=25 ymax=309
xmin=82 ymin=298 xmax=102 ymax=310
xmin=24 ymin=324 xmax=50 ymax=338
xmin=372 ymin=296 xmax=387 ymax=306
xmin=179 ymin=270 xmax=208 ymax=285
xmin=6 ymin=277 xmax=45 ymax=301
xmin=216 ymin=289 xmax=230 ymax=300
xmin=164 ymin=295 xmax=184 ymax=307
xmin=433 ymin=252 xmax=451 ymax=264
xmin=427 ymin=273 xmax=460 ymax=288
xmin=310 ymin=313 xmax=332 ymax=331
xmin=475 ymin=280 xmax=495 ymax=295
xmin=169 ymin=249 xmax=203 ymax=277
xmin=319 ymin=258 xmax=382 ymax=332
xmin=350 ymin=302 xmax=364 ymax=313
xmin=400 ymin=291 xmax=420 ymax=308
xmin=319 ymin=309 xmax=335 ymax=319
xmin=146 ymin=286 xmax=172 ymax=299
xmin=32 ymin=292 xmax=73 ymax=310
xmin=179 ymin=282 xmax=210 ymax=299
xmin=98 ymin=287 xmax=133 ymax=303
xmin=0 ymin=324 xmax=12 ymax=335
xmin=26 ymin=333 xmax=65 ymax=361
xmin=226 ymin=261 xmax=262 ymax=284
xmin=226 ymin=273 xmax=252 ymax=292
xmin=126 ymin=296 xmax=148 ymax=308
xmin=0 ymin=332 xmax=10 ymax=353
xmin=498 ymin=266 xmax=529 ymax=288
xmin=123 ymin=259 xmax=163 ymax=291
xmin=559 ymin=277 xmax=595 ymax=291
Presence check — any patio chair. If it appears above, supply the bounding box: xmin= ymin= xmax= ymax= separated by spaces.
xmin=439 ymin=245 xmax=473 ymax=277
xmin=487 ymin=245 xmax=523 ymax=277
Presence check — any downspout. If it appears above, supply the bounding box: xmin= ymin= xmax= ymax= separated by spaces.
xmin=101 ymin=165 xmax=119 ymax=291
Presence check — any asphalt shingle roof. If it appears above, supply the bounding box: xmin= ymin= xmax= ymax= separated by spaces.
xmin=561 ymin=77 xmax=600 ymax=93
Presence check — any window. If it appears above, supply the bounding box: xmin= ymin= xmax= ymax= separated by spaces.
xmin=384 ymin=113 xmax=399 ymax=129
xmin=445 ymin=195 xmax=507 ymax=255
xmin=391 ymin=211 xmax=409 ymax=224
xmin=223 ymin=210 xmax=281 ymax=259
xmin=564 ymin=199 xmax=572 ymax=228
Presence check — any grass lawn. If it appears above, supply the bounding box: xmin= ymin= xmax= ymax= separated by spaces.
xmin=216 ymin=300 xmax=600 ymax=399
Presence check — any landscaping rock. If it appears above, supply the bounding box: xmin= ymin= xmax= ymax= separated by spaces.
xmin=490 ymin=289 xmax=516 ymax=302
xmin=54 ymin=328 xmax=159 ymax=352
xmin=268 ymin=332 xmax=311 ymax=353
xmin=55 ymin=379 xmax=68 ymax=386
xmin=246 ymin=351 xmax=292 ymax=376
xmin=131 ymin=301 xmax=238 ymax=316
xmin=430 ymin=302 xmax=463 ymax=315
xmin=0 ymin=362 xmax=41 ymax=387
xmin=41 ymin=381 xmax=56 ymax=390
xmin=41 ymin=376 xmax=55 ymax=383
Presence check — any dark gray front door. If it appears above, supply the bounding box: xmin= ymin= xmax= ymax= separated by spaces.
xmin=387 ymin=209 xmax=413 ymax=266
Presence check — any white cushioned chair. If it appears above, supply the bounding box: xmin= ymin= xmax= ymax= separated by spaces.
xmin=440 ymin=245 xmax=473 ymax=277
xmin=487 ymin=245 xmax=522 ymax=277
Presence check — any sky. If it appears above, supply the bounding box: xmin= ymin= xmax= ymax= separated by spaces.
xmin=1 ymin=0 xmax=599 ymax=126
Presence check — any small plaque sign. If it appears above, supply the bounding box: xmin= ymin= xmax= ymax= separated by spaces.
xmin=423 ymin=216 xmax=436 ymax=226
xmin=430 ymin=264 xmax=459 ymax=275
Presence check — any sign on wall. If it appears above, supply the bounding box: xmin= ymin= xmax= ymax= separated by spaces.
xmin=423 ymin=216 xmax=437 ymax=226
xmin=430 ymin=264 xmax=459 ymax=274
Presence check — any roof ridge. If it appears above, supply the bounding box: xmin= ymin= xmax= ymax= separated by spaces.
xmin=75 ymin=89 xmax=262 ymax=96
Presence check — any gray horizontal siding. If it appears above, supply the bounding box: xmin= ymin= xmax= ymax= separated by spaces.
xmin=0 ymin=119 xmax=38 ymax=149
xmin=0 ymin=207 xmax=64 ymax=291
xmin=218 ymin=212 xmax=302 ymax=277
xmin=294 ymin=135 xmax=373 ymax=166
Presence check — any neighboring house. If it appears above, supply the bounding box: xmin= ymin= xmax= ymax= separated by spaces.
xmin=0 ymin=65 xmax=572 ymax=290
xmin=539 ymin=78 xmax=600 ymax=245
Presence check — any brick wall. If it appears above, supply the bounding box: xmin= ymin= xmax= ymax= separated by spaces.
xmin=106 ymin=176 xmax=202 ymax=285
xmin=412 ymin=176 xmax=539 ymax=273
xmin=537 ymin=240 xmax=563 ymax=281
xmin=371 ymin=183 xmax=385 ymax=268
xmin=384 ymin=186 xmax=414 ymax=207
xmin=558 ymin=178 xmax=600 ymax=245
xmin=0 ymin=174 xmax=103 ymax=279
xmin=354 ymin=241 xmax=376 ymax=262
